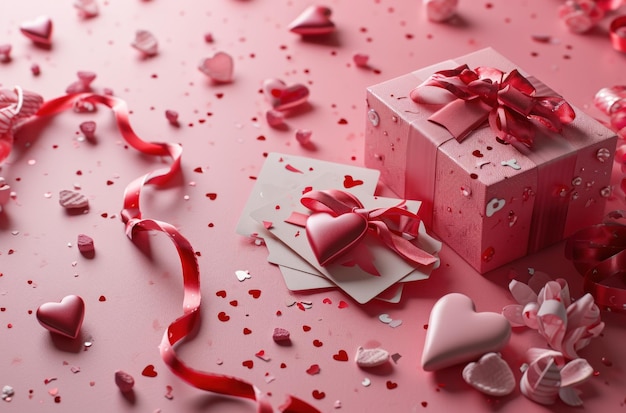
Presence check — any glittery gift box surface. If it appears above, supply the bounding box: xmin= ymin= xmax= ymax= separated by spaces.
xmin=364 ymin=48 xmax=617 ymax=273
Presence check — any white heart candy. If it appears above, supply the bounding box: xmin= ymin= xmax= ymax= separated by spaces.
xmin=462 ymin=352 xmax=515 ymax=397
xmin=235 ymin=270 xmax=251 ymax=282
xmin=355 ymin=346 xmax=389 ymax=368
xmin=378 ymin=313 xmax=392 ymax=324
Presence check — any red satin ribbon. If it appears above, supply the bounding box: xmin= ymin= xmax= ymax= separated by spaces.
xmin=287 ymin=189 xmax=437 ymax=274
xmin=412 ymin=65 xmax=576 ymax=148
xmin=29 ymin=93 xmax=320 ymax=413
xmin=610 ymin=16 xmax=626 ymax=53
xmin=565 ymin=213 xmax=626 ymax=313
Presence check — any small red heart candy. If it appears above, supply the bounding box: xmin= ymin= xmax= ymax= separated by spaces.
xmin=36 ymin=295 xmax=85 ymax=339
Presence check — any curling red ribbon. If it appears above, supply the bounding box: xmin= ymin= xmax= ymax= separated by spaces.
xmin=286 ymin=189 xmax=437 ymax=275
xmin=610 ymin=16 xmax=626 ymax=52
xmin=28 ymin=93 xmax=320 ymax=413
xmin=565 ymin=212 xmax=626 ymax=313
xmin=410 ymin=65 xmax=576 ymax=148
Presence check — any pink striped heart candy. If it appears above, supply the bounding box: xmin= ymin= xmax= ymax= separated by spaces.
xmin=462 ymin=353 xmax=515 ymax=396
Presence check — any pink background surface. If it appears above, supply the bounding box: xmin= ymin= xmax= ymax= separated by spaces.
xmin=1 ymin=0 xmax=625 ymax=412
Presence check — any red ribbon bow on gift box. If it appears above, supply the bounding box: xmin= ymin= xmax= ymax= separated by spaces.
xmin=285 ymin=189 xmax=437 ymax=275
xmin=410 ymin=65 xmax=576 ymax=148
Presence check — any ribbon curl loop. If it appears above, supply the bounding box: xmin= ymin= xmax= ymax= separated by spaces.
xmin=293 ymin=189 xmax=437 ymax=272
xmin=411 ymin=64 xmax=576 ymax=148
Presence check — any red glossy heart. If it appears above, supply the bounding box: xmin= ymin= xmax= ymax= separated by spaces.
xmin=36 ymin=295 xmax=85 ymax=339
xmin=288 ymin=6 xmax=335 ymax=35
xmin=306 ymin=212 xmax=368 ymax=266
xmin=263 ymin=78 xmax=309 ymax=111
xmin=20 ymin=16 xmax=53 ymax=45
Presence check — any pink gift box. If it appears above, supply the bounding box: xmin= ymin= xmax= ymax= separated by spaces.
xmin=364 ymin=48 xmax=617 ymax=273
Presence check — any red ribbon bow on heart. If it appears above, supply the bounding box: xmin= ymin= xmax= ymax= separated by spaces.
xmin=410 ymin=65 xmax=576 ymax=148
xmin=286 ymin=189 xmax=437 ymax=275
xmin=0 ymin=86 xmax=44 ymax=163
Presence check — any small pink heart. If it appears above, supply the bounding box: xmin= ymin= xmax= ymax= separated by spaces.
xmin=306 ymin=212 xmax=368 ymax=266
xmin=131 ymin=30 xmax=158 ymax=56
xmin=462 ymin=353 xmax=515 ymax=396
xmin=353 ymin=53 xmax=369 ymax=68
xmin=36 ymin=295 xmax=85 ymax=339
xmin=74 ymin=0 xmax=99 ymax=18
xmin=421 ymin=293 xmax=511 ymax=371
xmin=20 ymin=16 xmax=53 ymax=46
xmin=59 ymin=189 xmax=89 ymax=209
xmin=295 ymin=129 xmax=312 ymax=145
xmin=198 ymin=52 xmax=234 ymax=83
xmin=355 ymin=346 xmax=389 ymax=368
xmin=263 ymin=78 xmax=309 ymax=111
xmin=288 ymin=5 xmax=335 ymax=35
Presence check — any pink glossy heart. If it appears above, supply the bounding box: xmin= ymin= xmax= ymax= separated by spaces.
xmin=263 ymin=78 xmax=309 ymax=111
xmin=421 ymin=293 xmax=511 ymax=371
xmin=198 ymin=52 xmax=234 ymax=83
xmin=462 ymin=352 xmax=515 ymax=396
xmin=306 ymin=212 xmax=368 ymax=266
xmin=288 ymin=5 xmax=335 ymax=35
xmin=36 ymin=295 xmax=85 ymax=339
xmin=20 ymin=16 xmax=53 ymax=46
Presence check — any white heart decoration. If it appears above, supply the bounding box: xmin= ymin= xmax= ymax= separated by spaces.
xmin=355 ymin=346 xmax=389 ymax=368
xmin=486 ymin=197 xmax=506 ymax=217
xmin=235 ymin=270 xmax=251 ymax=282
xmin=462 ymin=352 xmax=515 ymax=396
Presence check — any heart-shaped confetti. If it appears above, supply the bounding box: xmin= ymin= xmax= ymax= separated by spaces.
xmin=353 ymin=53 xmax=369 ymax=68
xmin=421 ymin=293 xmax=511 ymax=371
xmin=36 ymin=295 xmax=85 ymax=339
xmin=306 ymin=364 xmax=320 ymax=375
xmin=312 ymin=389 xmax=325 ymax=400
xmin=462 ymin=353 xmax=515 ymax=396
xmin=198 ymin=52 xmax=234 ymax=83
xmin=343 ymin=175 xmax=364 ymax=188
xmin=235 ymin=270 xmax=251 ymax=281
xmin=20 ymin=16 xmax=53 ymax=46
xmin=131 ymin=30 xmax=158 ymax=56
xmin=217 ymin=311 xmax=230 ymax=322
xmin=355 ymin=346 xmax=390 ymax=368
xmin=306 ymin=212 xmax=368 ymax=266
xmin=263 ymin=78 xmax=310 ymax=111
xmin=59 ymin=189 xmax=89 ymax=209
xmin=242 ymin=360 xmax=254 ymax=369
xmin=333 ymin=350 xmax=349 ymax=361
xmin=288 ymin=5 xmax=335 ymax=35
xmin=266 ymin=109 xmax=285 ymax=127
xmin=142 ymin=364 xmax=158 ymax=377
xmin=295 ymin=129 xmax=312 ymax=145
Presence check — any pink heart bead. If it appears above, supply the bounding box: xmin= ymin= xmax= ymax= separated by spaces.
xmin=288 ymin=5 xmax=335 ymax=36
xmin=20 ymin=16 xmax=53 ymax=46
xmin=198 ymin=52 xmax=234 ymax=83
xmin=36 ymin=295 xmax=85 ymax=339
xmin=421 ymin=293 xmax=511 ymax=371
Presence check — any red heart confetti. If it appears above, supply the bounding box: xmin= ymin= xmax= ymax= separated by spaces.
xmin=215 ymin=290 xmax=226 ymax=298
xmin=302 ymin=325 xmax=311 ymax=332
xmin=323 ymin=298 xmax=332 ymax=304
xmin=386 ymin=381 xmax=398 ymax=389
xmin=312 ymin=390 xmax=326 ymax=400
xmin=242 ymin=360 xmax=254 ymax=369
xmin=343 ymin=175 xmax=364 ymax=188
xmin=333 ymin=350 xmax=349 ymax=362
xmin=353 ymin=53 xmax=370 ymax=68
xmin=217 ymin=311 xmax=230 ymax=322
xmin=313 ymin=339 xmax=323 ymax=347
xmin=141 ymin=364 xmax=158 ymax=377
xmin=338 ymin=300 xmax=348 ymax=309
xmin=306 ymin=364 xmax=320 ymax=375
xmin=248 ymin=289 xmax=261 ymax=299
xmin=255 ymin=350 xmax=270 ymax=361
xmin=243 ymin=328 xmax=252 ymax=335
